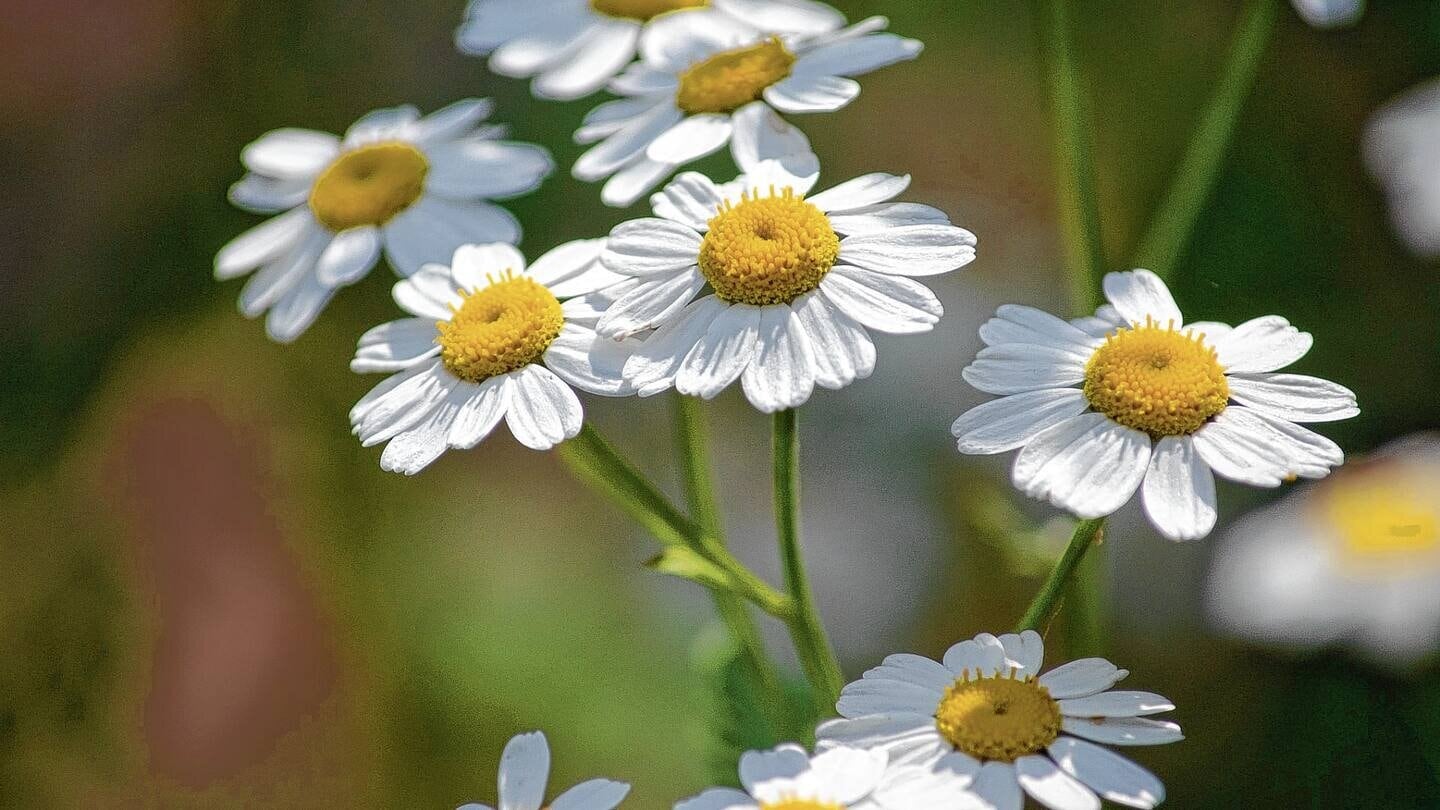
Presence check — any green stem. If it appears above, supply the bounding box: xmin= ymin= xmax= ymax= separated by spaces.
xmin=1015 ymin=518 xmax=1106 ymax=633
xmin=772 ymin=409 xmax=844 ymax=715
xmin=1132 ymin=0 xmax=1279 ymax=280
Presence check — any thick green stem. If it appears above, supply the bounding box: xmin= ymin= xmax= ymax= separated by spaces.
xmin=1133 ymin=0 xmax=1279 ymax=280
xmin=772 ymin=409 xmax=844 ymax=715
xmin=1015 ymin=518 xmax=1107 ymax=633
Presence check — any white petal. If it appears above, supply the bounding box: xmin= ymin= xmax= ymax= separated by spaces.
xmin=961 ymin=345 xmax=1087 ymax=396
xmin=1291 ymin=0 xmax=1364 ymax=29
xmin=764 ymin=73 xmax=860 ymax=113
xmin=838 ymin=224 xmax=977 ymax=276
xmin=504 ymin=366 xmax=583 ymax=450
xmin=1015 ymin=755 xmax=1100 ymax=810
xmin=825 ymin=202 xmax=950 ymax=236
xmin=380 ymin=389 xmax=465 ymax=475
xmin=741 ymin=305 xmax=817 ymax=412
xmin=408 ymin=98 xmax=495 ymax=146
xmin=266 ymin=269 xmax=336 ymax=343
xmin=393 ymin=264 xmax=464 ymax=319
xmin=1058 ymin=691 xmax=1175 ymax=718
xmin=601 ymin=218 xmax=703 ymax=276
xmin=978 ymin=304 xmax=1100 ymax=357
xmin=354 ymin=363 xmax=456 ymax=447
xmin=215 ymin=207 xmax=313 ymax=280
xmin=607 ymin=61 xmax=679 ymax=96
xmin=622 ymin=296 xmax=727 ymax=396
xmin=241 ymin=128 xmax=339 ymax=179
xmin=807 ymin=173 xmax=910 ymax=212
xmin=651 ymin=172 xmax=726 ymax=230
xmin=352 ymin=317 xmax=440 ymax=373
xmin=425 ymin=140 xmax=553 ymax=200
xmin=818 ymin=265 xmax=941 ymax=334
xmin=1048 ymin=737 xmax=1165 ymax=810
xmin=487 ymin=18 xmax=591 ymax=77
xmin=677 ymin=304 xmax=762 ymax=399
xmin=1212 ymin=315 xmax=1313 ymax=373
xmin=1192 ymin=406 xmax=1343 ymax=486
xmin=576 ymin=95 xmax=659 ymax=144
xmin=451 ymin=243 xmax=528 ymax=290
xmin=1038 ymin=658 xmax=1129 ymax=700
xmin=712 ymin=0 xmax=845 ymax=34
xmin=228 ymin=173 xmax=309 ymax=213
xmin=1140 ymin=435 xmax=1217 ymax=542
xmin=792 ymin=290 xmax=875 ymax=389
xmin=595 ymin=268 xmax=706 ymax=339
xmin=971 ymin=761 xmax=1023 ymax=810
xmin=544 ymin=323 xmax=636 ymax=396
xmin=526 ymin=238 xmax=606 ymax=287
xmin=639 ymin=9 xmax=754 ymax=72
xmin=315 ymin=225 xmax=381 ymax=287
xmin=1101 ymin=269 xmax=1182 ymax=327
xmin=837 ymin=678 xmax=943 ymax=717
xmin=601 ymin=155 xmax=679 ymax=207
xmin=942 ymin=637 xmax=1004 ymax=678
xmin=549 ymin=779 xmax=631 ymax=810
xmin=802 ymin=746 xmax=888 ymax=805
xmin=1060 ymin=718 xmax=1184 ymax=747
xmin=729 ymin=102 xmax=819 ymax=182
xmin=815 ymin=714 xmax=946 ymax=756
xmin=448 ymin=376 xmax=511 ymax=450
xmin=498 ymin=731 xmax=550 ymax=810
xmin=793 ymin=32 xmax=923 ymax=77
xmin=1012 ymin=414 xmax=1152 ymax=518
xmin=647 ymin=113 xmax=734 ymax=165
xmin=739 ymin=744 xmax=810 ymax=794
xmin=384 ymin=197 xmax=521 ymax=276
xmin=534 ymin=21 xmax=639 ymax=101
xmin=950 ymin=389 xmax=1090 ymax=454
xmin=344 ymin=105 xmax=420 ymax=147
xmin=673 ymin=787 xmax=757 ymax=810
xmin=1226 ymin=373 xmax=1359 ymax=422
xmin=862 ymin=653 xmax=956 ymax=693
xmin=573 ymin=103 xmax=683 ymax=181
xmin=1069 ymin=304 xmax=1127 ymax=338
xmin=998 ymin=630 xmax=1046 ymax=677
xmin=239 ymin=228 xmax=327 ymax=319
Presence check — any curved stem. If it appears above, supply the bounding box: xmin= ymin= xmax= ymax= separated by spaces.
xmin=772 ymin=409 xmax=844 ymax=715
xmin=1015 ymin=518 xmax=1106 ymax=633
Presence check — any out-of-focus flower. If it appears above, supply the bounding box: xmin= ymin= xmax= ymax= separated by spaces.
xmin=1290 ymin=0 xmax=1364 ymax=29
xmin=597 ymin=158 xmax=975 ymax=412
xmin=674 ymin=744 xmax=888 ymax=810
xmin=350 ymin=242 xmax=635 ymax=473
xmin=216 ymin=100 xmax=552 ymax=342
xmin=818 ymin=630 xmax=1179 ymax=810
xmin=1363 ymin=78 xmax=1440 ymax=257
xmin=573 ymin=13 xmax=921 ymax=206
xmin=459 ymin=730 xmax=630 ymax=810
xmin=456 ymin=0 xmax=844 ymax=102
xmin=1207 ymin=434 xmax=1440 ymax=669
xmin=952 ymin=269 xmax=1358 ymax=541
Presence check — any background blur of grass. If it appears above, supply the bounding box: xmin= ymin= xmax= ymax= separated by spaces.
xmin=3 ymin=0 xmax=1440 ymax=806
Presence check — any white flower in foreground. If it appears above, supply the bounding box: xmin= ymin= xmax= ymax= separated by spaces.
xmin=951 ymin=269 xmax=1358 ymax=541
xmin=459 ymin=730 xmax=630 ymax=810
xmin=216 ymin=99 xmax=552 ymax=343
xmin=1290 ymin=0 xmax=1363 ymax=29
xmin=1364 ymin=77 xmax=1440 ymax=256
xmin=675 ymin=744 xmax=887 ymax=810
xmin=597 ymin=160 xmax=976 ymax=412
xmin=350 ymin=241 xmax=635 ymax=474
xmin=456 ymin=0 xmax=844 ymax=102
xmin=574 ymin=12 xmax=921 ymax=206
xmin=818 ymin=630 xmax=1180 ymax=810
xmin=1208 ymin=433 xmax=1440 ymax=670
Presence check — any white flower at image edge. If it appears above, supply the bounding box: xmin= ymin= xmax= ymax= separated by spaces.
xmin=951 ymin=269 xmax=1359 ymax=541
xmin=456 ymin=0 xmax=844 ymax=101
xmin=350 ymin=241 xmax=636 ymax=474
xmin=573 ymin=12 xmax=921 ymax=205
xmin=215 ymin=99 xmax=552 ymax=342
xmin=818 ymin=630 xmax=1180 ymax=810
xmin=595 ymin=160 xmax=976 ymax=412
xmin=1290 ymin=0 xmax=1364 ymax=29
xmin=675 ymin=744 xmax=890 ymax=810
xmin=459 ymin=730 xmax=630 ymax=810
xmin=1364 ymin=77 xmax=1440 ymax=257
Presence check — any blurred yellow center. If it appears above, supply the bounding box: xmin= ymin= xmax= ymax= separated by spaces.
xmin=1083 ymin=319 xmax=1229 ymax=437
xmin=760 ymin=800 xmax=843 ymax=810
xmin=676 ymin=38 xmax=796 ymax=115
xmin=699 ymin=188 xmax=838 ymax=306
xmin=1325 ymin=474 xmax=1440 ymax=561
xmin=935 ymin=672 xmax=1061 ymax=762
xmin=590 ymin=0 xmax=707 ymax=20
xmin=309 ymin=142 xmax=427 ymax=232
xmin=436 ymin=273 xmax=564 ymax=383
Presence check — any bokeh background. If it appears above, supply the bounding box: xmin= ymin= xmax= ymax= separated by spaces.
xmin=4 ymin=0 xmax=1440 ymax=806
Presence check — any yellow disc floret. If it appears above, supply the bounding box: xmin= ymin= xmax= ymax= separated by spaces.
xmin=435 ymin=273 xmax=564 ymax=383
xmin=309 ymin=141 xmax=428 ymax=232
xmin=935 ymin=671 xmax=1062 ymax=762
xmin=590 ymin=0 xmax=707 ymax=21
xmin=698 ymin=188 xmax=839 ymax=306
xmin=676 ymin=37 xmax=796 ymax=115
xmin=760 ymin=800 xmax=844 ymax=810
xmin=1082 ymin=318 xmax=1229 ymax=437
xmin=1323 ymin=469 xmax=1440 ymax=563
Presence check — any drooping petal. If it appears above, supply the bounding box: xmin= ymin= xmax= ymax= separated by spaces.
xmin=504 ymin=366 xmax=584 ymax=450
xmin=1011 ymin=414 xmax=1152 ymax=518
xmin=791 ymin=290 xmax=875 ymax=389
xmin=1141 ymin=436 xmax=1218 ymax=541
xmin=740 ymin=305 xmax=817 ymax=412
xmin=676 ymin=303 xmax=762 ymax=399
xmin=1015 ymin=755 xmax=1100 ymax=810
xmin=1048 ymin=737 xmax=1165 ymax=810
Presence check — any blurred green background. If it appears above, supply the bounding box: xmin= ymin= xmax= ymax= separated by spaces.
xmin=3 ymin=0 xmax=1440 ymax=806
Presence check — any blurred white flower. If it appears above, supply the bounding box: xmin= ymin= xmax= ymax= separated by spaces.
xmin=216 ymin=100 xmax=552 ymax=342
xmin=1364 ymin=77 xmax=1440 ymax=256
xmin=952 ymin=269 xmax=1358 ymax=541
xmin=459 ymin=730 xmax=630 ymax=810
xmin=818 ymin=630 xmax=1178 ymax=810
xmin=456 ymin=0 xmax=844 ymax=102
xmin=674 ymin=744 xmax=887 ymax=810
xmin=597 ymin=158 xmax=975 ymax=412
xmin=1207 ymin=433 xmax=1440 ymax=669
xmin=1290 ymin=0 xmax=1364 ymax=29
xmin=351 ymin=241 xmax=636 ymax=473
xmin=573 ymin=13 xmax=921 ymax=206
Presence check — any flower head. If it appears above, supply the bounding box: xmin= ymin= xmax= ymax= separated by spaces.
xmin=952 ymin=269 xmax=1358 ymax=540
xmin=675 ymin=744 xmax=888 ymax=810
xmin=215 ymin=100 xmax=552 ymax=342
xmin=459 ymin=730 xmax=629 ymax=810
xmin=350 ymin=241 xmax=635 ymax=473
xmin=818 ymin=631 xmax=1179 ymax=810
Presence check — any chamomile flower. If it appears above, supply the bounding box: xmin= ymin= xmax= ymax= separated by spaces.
xmin=1364 ymin=77 xmax=1440 ymax=256
xmin=675 ymin=744 xmax=888 ymax=810
xmin=215 ymin=99 xmax=552 ymax=343
xmin=951 ymin=269 xmax=1358 ymax=541
xmin=818 ymin=631 xmax=1179 ymax=810
xmin=597 ymin=160 xmax=976 ymax=412
xmin=459 ymin=730 xmax=630 ymax=810
xmin=574 ymin=12 xmax=922 ymax=206
xmin=350 ymin=241 xmax=635 ymax=474
xmin=456 ymin=0 xmax=844 ymax=102
xmin=1208 ymin=434 xmax=1440 ymax=669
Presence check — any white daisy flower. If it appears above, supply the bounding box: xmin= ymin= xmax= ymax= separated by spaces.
xmin=573 ymin=12 xmax=922 ymax=206
xmin=1290 ymin=0 xmax=1363 ymax=29
xmin=818 ymin=630 xmax=1180 ymax=810
xmin=350 ymin=241 xmax=635 ymax=474
xmin=456 ymin=0 xmax=844 ymax=102
xmin=215 ymin=99 xmax=552 ymax=343
xmin=458 ymin=730 xmax=630 ymax=810
xmin=674 ymin=744 xmax=888 ymax=810
xmin=1208 ymin=433 xmax=1440 ymax=670
xmin=1364 ymin=77 xmax=1440 ymax=256
xmin=951 ymin=269 xmax=1358 ymax=541
xmin=595 ymin=160 xmax=975 ymax=412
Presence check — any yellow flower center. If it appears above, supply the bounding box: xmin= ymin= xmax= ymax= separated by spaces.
xmin=676 ymin=37 xmax=796 ymax=115
xmin=1323 ymin=470 xmax=1440 ymax=563
xmin=308 ymin=141 xmax=428 ymax=232
xmin=590 ymin=0 xmax=708 ymax=21
xmin=1082 ymin=319 xmax=1229 ymax=437
xmin=935 ymin=672 xmax=1062 ymax=762
xmin=759 ymin=800 xmax=843 ymax=810
xmin=698 ymin=188 xmax=839 ymax=306
xmin=435 ymin=273 xmax=564 ymax=383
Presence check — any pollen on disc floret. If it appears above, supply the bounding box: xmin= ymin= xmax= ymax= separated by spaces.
xmin=676 ymin=37 xmax=797 ymax=115
xmin=1082 ymin=317 xmax=1230 ymax=437
xmin=934 ymin=669 xmax=1063 ymax=762
xmin=697 ymin=186 xmax=840 ymax=306
xmin=308 ymin=141 xmax=429 ymax=232
xmin=435 ymin=273 xmax=565 ymax=383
